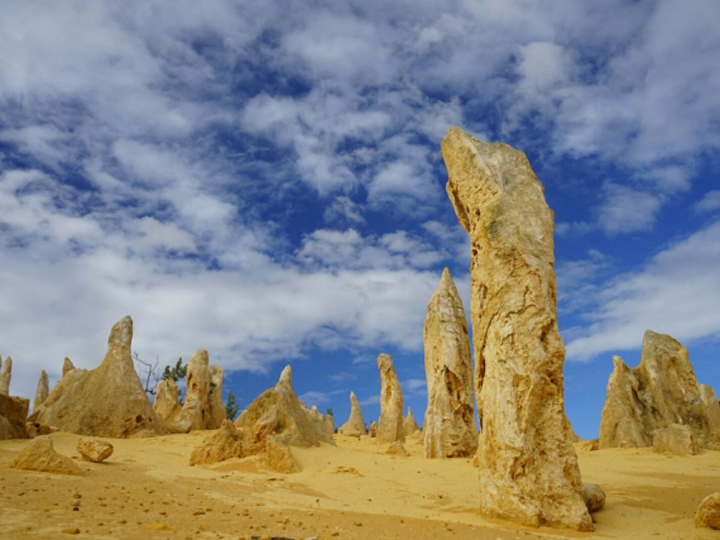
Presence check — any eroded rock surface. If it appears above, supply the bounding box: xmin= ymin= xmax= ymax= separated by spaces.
xmin=369 ymin=421 xmax=378 ymax=438
xmin=339 ymin=391 xmax=366 ymax=437
xmin=581 ymin=483 xmax=606 ymax=513
xmin=442 ymin=127 xmax=592 ymax=531
xmin=34 ymin=370 xmax=49 ymax=411
xmin=153 ymin=378 xmax=189 ymax=433
xmin=696 ymin=492 xmax=720 ymax=529
xmin=653 ymin=424 xmax=698 ymax=456
xmin=0 ymin=356 xmax=12 ymax=395
xmin=599 ymin=331 xmax=720 ymax=451
xmin=189 ymin=419 xmax=244 ymax=465
xmin=153 ymin=350 xmax=225 ymax=432
xmin=263 ymin=433 xmax=302 ymax=473
xmin=77 ymin=437 xmax=114 ymax=462
xmin=10 ymin=437 xmax=82 ymax=475
xmin=376 ymin=354 xmax=404 ymax=444
xmin=0 ymin=394 xmax=29 ymax=440
xmin=29 ymin=316 xmax=164 ymax=438
xmin=234 ymin=366 xmax=334 ymax=456
xmin=423 ymin=267 xmax=476 ymax=458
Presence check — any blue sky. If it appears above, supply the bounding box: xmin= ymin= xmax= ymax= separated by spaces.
xmin=1 ymin=1 xmax=719 ymax=439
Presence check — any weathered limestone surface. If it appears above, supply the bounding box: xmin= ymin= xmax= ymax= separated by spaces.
xmin=153 ymin=378 xmax=189 ymax=433
xmin=29 ymin=316 xmax=164 ymax=438
xmin=423 ymin=268 xmax=477 ymax=458
xmin=599 ymin=331 xmax=720 ymax=450
xmin=77 ymin=437 xmax=114 ymax=462
xmin=34 ymin=370 xmax=49 ymax=411
xmin=189 ymin=419 xmax=244 ymax=465
xmin=443 ymin=127 xmax=592 ymax=531
xmin=696 ymin=492 xmax=720 ymax=529
xmin=184 ymin=350 xmax=213 ymax=431
xmin=369 ymin=421 xmax=378 ymax=438
xmin=154 ymin=351 xmax=225 ymax=432
xmin=207 ymin=364 xmax=226 ymax=429
xmin=263 ymin=433 xmax=302 ymax=473
xmin=0 ymin=393 xmax=29 ymax=440
xmin=581 ymin=483 xmax=606 ymax=513
xmin=0 ymin=356 xmax=12 ymax=395
xmin=234 ymin=366 xmax=335 ymax=456
xmin=10 ymin=437 xmax=82 ymax=475
xmin=339 ymin=392 xmax=367 ymax=437
xmin=376 ymin=354 xmax=404 ymax=444
xmin=62 ymin=357 xmax=75 ymax=378
xmin=653 ymin=424 xmax=698 ymax=456
xmin=403 ymin=407 xmax=420 ymax=437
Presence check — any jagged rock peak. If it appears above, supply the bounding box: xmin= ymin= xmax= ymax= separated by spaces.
xmin=599 ymin=329 xmax=720 ymax=450
xmin=277 ymin=365 xmax=293 ymax=390
xmin=62 ymin=357 xmax=75 ymax=378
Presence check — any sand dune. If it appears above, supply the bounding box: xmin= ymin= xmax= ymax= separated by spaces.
xmin=1 ymin=432 xmax=718 ymax=539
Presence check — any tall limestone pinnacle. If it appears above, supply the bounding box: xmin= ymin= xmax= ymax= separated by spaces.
xmin=0 ymin=356 xmax=12 ymax=395
xmin=423 ymin=267 xmax=477 ymax=458
xmin=442 ymin=127 xmax=592 ymax=531
xmin=376 ymin=353 xmax=405 ymax=444
xmin=339 ymin=391 xmax=367 ymax=437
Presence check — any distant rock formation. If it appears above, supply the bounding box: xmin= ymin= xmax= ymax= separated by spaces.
xmin=403 ymin=407 xmax=420 ymax=437
xmin=599 ymin=331 xmax=720 ymax=451
xmin=339 ymin=391 xmax=366 ymax=437
xmin=77 ymin=437 xmax=114 ymax=462
xmin=0 ymin=393 xmax=29 ymax=440
xmin=153 ymin=350 xmax=225 ymax=433
xmin=29 ymin=316 xmax=164 ymax=438
xmin=0 ymin=356 xmax=12 ymax=395
xmin=34 ymin=370 xmax=49 ymax=411
xmin=376 ymin=354 xmax=404 ymax=444
xmin=423 ymin=268 xmax=477 ymax=459
xmin=234 ymin=365 xmax=335 ymax=455
xmin=443 ymin=127 xmax=592 ymax=531
xmin=369 ymin=421 xmax=378 ymax=438
xmin=10 ymin=437 xmax=82 ymax=475
xmin=696 ymin=492 xmax=720 ymax=529
xmin=62 ymin=357 xmax=75 ymax=379
xmin=189 ymin=419 xmax=244 ymax=466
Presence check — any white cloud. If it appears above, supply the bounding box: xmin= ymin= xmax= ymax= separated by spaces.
xmin=565 ymin=220 xmax=720 ymax=360
xmin=597 ymin=183 xmax=663 ymax=235
xmin=324 ymin=196 xmax=365 ymax=224
xmin=516 ymin=42 xmax=574 ymax=95
xmin=696 ymin=190 xmax=720 ymax=213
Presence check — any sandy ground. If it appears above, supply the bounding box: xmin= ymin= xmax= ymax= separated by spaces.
xmin=1 ymin=432 xmax=718 ymax=540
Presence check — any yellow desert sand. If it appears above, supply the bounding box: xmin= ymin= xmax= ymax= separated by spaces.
xmin=1 ymin=431 xmax=719 ymax=540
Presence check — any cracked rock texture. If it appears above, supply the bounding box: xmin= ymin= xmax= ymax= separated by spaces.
xmin=442 ymin=127 xmax=592 ymax=531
